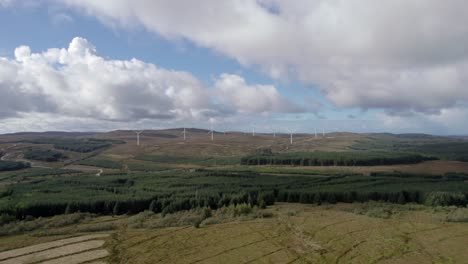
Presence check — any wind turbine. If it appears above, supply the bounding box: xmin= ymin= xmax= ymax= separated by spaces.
xmin=315 ymin=128 xmax=317 ymax=139
xmin=207 ymin=123 xmax=214 ymax=141
xmin=181 ymin=127 xmax=186 ymax=140
xmin=134 ymin=130 xmax=143 ymax=146
xmin=252 ymin=127 xmax=255 ymax=136
xmin=287 ymin=129 xmax=295 ymax=145
xmin=322 ymin=128 xmax=325 ymax=137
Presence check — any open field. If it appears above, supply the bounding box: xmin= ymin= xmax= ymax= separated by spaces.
xmin=1 ymin=203 xmax=468 ymax=263
xmin=1 ymin=130 xmax=468 ymax=263
xmin=0 ymin=234 xmax=109 ymax=264
xmin=112 ymin=204 xmax=468 ymax=263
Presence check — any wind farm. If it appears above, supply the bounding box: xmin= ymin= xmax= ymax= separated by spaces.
xmin=1 ymin=129 xmax=468 ymax=263
xmin=2 ymin=1 xmax=468 ymax=263
xmin=1 ymin=128 xmax=468 ymax=263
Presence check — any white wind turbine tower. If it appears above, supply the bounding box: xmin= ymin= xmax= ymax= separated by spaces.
xmin=207 ymin=123 xmax=214 ymax=141
xmin=252 ymin=127 xmax=255 ymax=136
xmin=181 ymin=127 xmax=186 ymax=140
xmin=287 ymin=128 xmax=295 ymax=145
xmin=134 ymin=130 xmax=143 ymax=146
xmin=315 ymin=128 xmax=317 ymax=139
xmin=322 ymin=128 xmax=325 ymax=137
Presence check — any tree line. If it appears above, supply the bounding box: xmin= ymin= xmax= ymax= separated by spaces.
xmin=2 ymin=190 xmax=276 ymax=220
xmin=0 ymin=161 xmax=30 ymax=172
xmin=3 ymin=189 xmax=467 ymax=220
xmin=241 ymin=151 xmax=434 ymax=166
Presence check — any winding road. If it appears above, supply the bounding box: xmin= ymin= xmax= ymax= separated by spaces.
xmin=0 ymin=152 xmax=10 ymax=161
xmin=1 ymin=144 xmax=18 ymax=161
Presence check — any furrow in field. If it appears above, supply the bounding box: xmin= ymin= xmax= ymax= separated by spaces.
xmin=244 ymin=248 xmax=285 ymax=264
xmin=0 ymin=234 xmax=109 ymax=261
xmin=334 ymin=240 xmax=367 ymax=264
xmin=40 ymin=249 xmax=109 ymax=264
xmin=189 ymin=235 xmax=280 ymax=264
xmin=310 ymin=219 xmax=356 ymax=237
xmin=126 ymin=226 xmax=190 ymax=249
xmin=175 ymin=226 xmax=272 ymax=258
xmin=0 ymin=240 xmax=105 ymax=264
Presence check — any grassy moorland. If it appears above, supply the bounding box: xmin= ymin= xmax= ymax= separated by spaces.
xmin=1 ymin=130 xmax=468 ymax=263
xmin=1 ymin=203 xmax=468 ymax=263
xmin=24 ymin=138 xmax=124 ymax=153
xmin=78 ymin=159 xmax=122 ymax=169
xmin=351 ymin=133 xmax=468 ymax=161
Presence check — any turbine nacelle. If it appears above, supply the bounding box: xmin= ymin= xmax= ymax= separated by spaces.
xmin=134 ymin=130 xmax=143 ymax=146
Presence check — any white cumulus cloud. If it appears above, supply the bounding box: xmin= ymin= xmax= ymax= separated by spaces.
xmin=0 ymin=37 xmax=300 ymax=132
xmin=52 ymin=0 xmax=468 ymax=117
xmin=215 ymin=74 xmax=303 ymax=114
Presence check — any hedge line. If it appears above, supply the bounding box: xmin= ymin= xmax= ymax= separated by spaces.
xmin=241 ymin=151 xmax=435 ymax=166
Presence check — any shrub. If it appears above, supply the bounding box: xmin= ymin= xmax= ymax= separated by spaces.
xmin=193 ymin=218 xmax=203 ymax=228
xmin=77 ymin=222 xmax=118 ymax=232
xmin=202 ymin=207 xmax=212 ymax=219
xmin=441 ymin=207 xmax=468 ymax=222
xmin=0 ymin=214 xmax=15 ymax=225
xmin=425 ymin=192 xmax=467 ymax=206
xmin=0 ymin=212 xmax=91 ymax=236
xmin=232 ymin=203 xmax=252 ymax=216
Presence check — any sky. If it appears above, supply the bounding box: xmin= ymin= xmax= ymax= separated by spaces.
xmin=0 ymin=0 xmax=467 ymax=135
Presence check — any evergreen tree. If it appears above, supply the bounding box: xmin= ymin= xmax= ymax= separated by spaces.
xmin=313 ymin=193 xmax=322 ymax=205
xmin=327 ymin=193 xmax=337 ymax=204
xmin=113 ymin=202 xmax=122 ymax=215
xmin=397 ymin=192 xmax=407 ymax=204
xmin=299 ymin=193 xmax=309 ymax=204
xmin=64 ymin=202 xmax=72 ymax=214
xmin=149 ymin=200 xmax=157 ymax=212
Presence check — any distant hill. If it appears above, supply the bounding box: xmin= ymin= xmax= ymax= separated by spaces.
xmin=0 ymin=131 xmax=99 ymax=143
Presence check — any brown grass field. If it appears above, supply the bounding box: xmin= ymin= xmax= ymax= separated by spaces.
xmin=0 ymin=234 xmax=109 ymax=264
xmin=106 ymin=204 xmax=468 ymax=264
xmin=5 ymin=130 xmax=468 ymax=176
xmin=1 ymin=204 xmax=467 ymax=264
